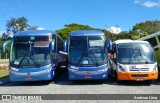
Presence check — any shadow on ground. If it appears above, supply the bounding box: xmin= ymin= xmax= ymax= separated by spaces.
xmin=52 ymin=71 xmax=160 ymax=86
xmin=1 ymin=71 xmax=160 ymax=87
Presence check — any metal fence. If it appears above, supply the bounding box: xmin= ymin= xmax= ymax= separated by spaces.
xmin=0 ymin=53 xmax=9 ymax=59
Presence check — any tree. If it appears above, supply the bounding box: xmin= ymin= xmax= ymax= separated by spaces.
xmin=4 ymin=17 xmax=38 ymax=38
xmin=129 ymin=30 xmax=140 ymax=40
xmin=56 ymin=23 xmax=97 ymax=39
xmin=130 ymin=20 xmax=160 ymax=39
xmin=28 ymin=26 xmax=39 ymax=30
xmin=1 ymin=32 xmax=8 ymax=39
xmin=6 ymin=17 xmax=29 ymax=33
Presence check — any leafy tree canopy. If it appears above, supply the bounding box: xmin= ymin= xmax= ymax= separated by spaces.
xmin=3 ymin=17 xmax=38 ymax=39
xmin=56 ymin=23 xmax=98 ymax=39
xmin=129 ymin=20 xmax=160 ymax=39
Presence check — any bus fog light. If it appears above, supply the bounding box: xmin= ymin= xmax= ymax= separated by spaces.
xmin=98 ymin=68 xmax=108 ymax=72
xmin=43 ymin=68 xmax=51 ymax=72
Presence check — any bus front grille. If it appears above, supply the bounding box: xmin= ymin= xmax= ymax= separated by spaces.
xmin=130 ymin=68 xmax=149 ymax=71
xmin=131 ymin=74 xmax=148 ymax=78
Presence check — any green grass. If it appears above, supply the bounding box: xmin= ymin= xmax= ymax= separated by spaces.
xmin=0 ymin=69 xmax=9 ymax=78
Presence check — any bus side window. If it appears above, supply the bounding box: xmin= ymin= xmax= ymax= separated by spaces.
xmin=110 ymin=44 xmax=116 ymax=59
xmin=113 ymin=45 xmax=117 ymax=59
xmin=112 ymin=45 xmax=117 ymax=63
xmin=146 ymin=37 xmax=157 ymax=48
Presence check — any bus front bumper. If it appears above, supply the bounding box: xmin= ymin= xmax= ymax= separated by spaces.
xmin=68 ymin=71 xmax=108 ymax=80
xmin=9 ymin=70 xmax=54 ymax=81
xmin=118 ymin=72 xmax=158 ymax=81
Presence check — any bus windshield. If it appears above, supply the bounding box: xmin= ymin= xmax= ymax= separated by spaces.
xmin=10 ymin=36 xmax=51 ymax=67
xmin=69 ymin=36 xmax=107 ymax=66
xmin=117 ymin=43 xmax=156 ymax=64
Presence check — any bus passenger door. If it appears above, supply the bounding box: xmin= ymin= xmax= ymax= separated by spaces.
xmin=108 ymin=44 xmax=117 ymax=77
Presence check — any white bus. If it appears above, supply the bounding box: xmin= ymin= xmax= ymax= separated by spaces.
xmin=108 ymin=40 xmax=158 ymax=84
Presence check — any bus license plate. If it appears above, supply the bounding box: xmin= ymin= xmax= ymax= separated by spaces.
xmin=25 ymin=77 xmax=32 ymax=80
xmin=85 ymin=76 xmax=92 ymax=79
xmin=136 ymin=78 xmax=143 ymax=81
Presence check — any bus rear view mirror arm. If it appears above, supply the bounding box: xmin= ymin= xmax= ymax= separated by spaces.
xmin=2 ymin=40 xmax=12 ymax=53
xmin=63 ymin=40 xmax=68 ymax=52
xmin=108 ymin=39 xmax=112 ymax=51
xmin=51 ymin=39 xmax=55 ymax=51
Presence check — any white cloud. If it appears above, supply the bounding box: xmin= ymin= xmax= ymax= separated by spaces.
xmin=106 ymin=26 xmax=121 ymax=34
xmin=37 ymin=27 xmax=45 ymax=30
xmin=134 ymin=0 xmax=160 ymax=8
xmin=142 ymin=1 xmax=160 ymax=7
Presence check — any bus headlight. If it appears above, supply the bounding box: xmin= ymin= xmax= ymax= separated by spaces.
xmin=10 ymin=67 xmax=19 ymax=72
xmin=153 ymin=64 xmax=157 ymax=71
xmin=43 ymin=68 xmax=51 ymax=72
xmin=118 ymin=64 xmax=125 ymax=72
xmin=68 ymin=68 xmax=78 ymax=72
xmin=98 ymin=68 xmax=108 ymax=72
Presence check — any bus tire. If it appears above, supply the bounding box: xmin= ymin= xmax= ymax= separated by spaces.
xmin=145 ymin=80 xmax=152 ymax=85
xmin=71 ymin=80 xmax=78 ymax=84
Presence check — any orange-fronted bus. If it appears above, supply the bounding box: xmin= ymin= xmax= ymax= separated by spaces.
xmin=108 ymin=40 xmax=158 ymax=84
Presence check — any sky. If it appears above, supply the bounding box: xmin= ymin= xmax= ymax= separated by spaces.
xmin=0 ymin=0 xmax=160 ymax=36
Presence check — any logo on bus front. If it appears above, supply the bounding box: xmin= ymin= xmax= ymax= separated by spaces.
xmin=129 ymin=65 xmax=136 ymax=69
xmin=70 ymin=66 xmax=79 ymax=70
xmin=27 ymin=72 xmax=30 ymax=75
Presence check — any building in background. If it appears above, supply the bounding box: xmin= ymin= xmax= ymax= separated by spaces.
xmin=106 ymin=25 xmax=121 ymax=34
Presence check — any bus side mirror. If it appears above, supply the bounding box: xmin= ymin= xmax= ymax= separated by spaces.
xmin=51 ymin=39 xmax=55 ymax=51
xmin=2 ymin=40 xmax=12 ymax=53
xmin=154 ymin=48 xmax=159 ymax=51
xmin=63 ymin=40 xmax=68 ymax=52
xmin=108 ymin=39 xmax=112 ymax=51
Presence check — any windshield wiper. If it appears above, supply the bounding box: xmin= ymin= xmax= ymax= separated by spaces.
xmin=138 ymin=48 xmax=149 ymax=64
xmin=89 ymin=48 xmax=99 ymax=66
xmin=29 ymin=57 xmax=40 ymax=67
xmin=18 ymin=56 xmax=40 ymax=68
xmin=17 ymin=52 xmax=29 ymax=67
xmin=17 ymin=51 xmax=40 ymax=68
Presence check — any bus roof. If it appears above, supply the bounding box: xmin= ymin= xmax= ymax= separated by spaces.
xmin=114 ymin=39 xmax=149 ymax=44
xmin=69 ymin=30 xmax=104 ymax=36
xmin=138 ymin=31 xmax=160 ymax=40
xmin=15 ymin=30 xmax=57 ymax=36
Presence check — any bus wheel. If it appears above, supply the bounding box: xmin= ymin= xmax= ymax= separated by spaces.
xmin=145 ymin=80 xmax=152 ymax=85
xmin=71 ymin=80 xmax=78 ymax=84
